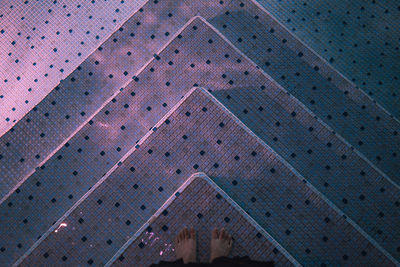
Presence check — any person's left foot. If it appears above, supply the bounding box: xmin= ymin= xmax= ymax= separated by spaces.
xmin=174 ymin=227 xmax=197 ymax=264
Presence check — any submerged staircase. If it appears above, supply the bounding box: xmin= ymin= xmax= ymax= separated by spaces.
xmin=0 ymin=1 xmax=399 ymax=266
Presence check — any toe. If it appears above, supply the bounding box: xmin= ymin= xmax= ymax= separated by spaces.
xmin=220 ymin=228 xmax=225 ymax=239
xmin=212 ymin=228 xmax=219 ymax=239
xmin=184 ymin=228 xmax=189 ymax=240
xmin=179 ymin=229 xmax=185 ymax=240
xmin=190 ymin=227 xmax=196 ymax=240
xmin=181 ymin=228 xmax=186 ymax=240
xmin=225 ymin=232 xmax=230 ymax=241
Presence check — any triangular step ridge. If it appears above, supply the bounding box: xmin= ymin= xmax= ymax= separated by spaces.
xmin=2 ymin=0 xmax=398 ymax=202
xmin=106 ymin=172 xmax=299 ymax=266
xmin=17 ymin=87 xmax=395 ymax=266
xmin=2 ymin=16 xmax=399 ymax=265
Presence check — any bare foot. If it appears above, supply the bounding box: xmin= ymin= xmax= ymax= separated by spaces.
xmin=210 ymin=228 xmax=233 ymax=263
xmin=174 ymin=227 xmax=196 ymax=264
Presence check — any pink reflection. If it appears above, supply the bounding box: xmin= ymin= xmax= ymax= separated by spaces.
xmin=159 ymin=243 xmax=173 ymax=256
xmin=143 ymin=231 xmax=174 ymax=256
xmin=54 ymin=223 xmax=67 ymax=233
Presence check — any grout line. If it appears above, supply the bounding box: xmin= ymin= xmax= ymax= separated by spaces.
xmin=198 ymin=86 xmax=400 ymax=265
xmin=106 ymin=172 xmax=302 ymax=267
xmin=194 ymin=16 xmax=400 ymax=191
xmin=248 ymin=0 xmax=400 ymax=124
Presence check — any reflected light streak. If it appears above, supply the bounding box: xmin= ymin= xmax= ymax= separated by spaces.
xmin=141 ymin=231 xmax=174 ymax=255
xmin=54 ymin=223 xmax=67 ymax=233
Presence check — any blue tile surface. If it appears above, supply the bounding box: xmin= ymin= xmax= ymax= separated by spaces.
xmin=17 ymin=88 xmax=395 ymax=266
xmin=0 ymin=0 xmax=399 ymax=266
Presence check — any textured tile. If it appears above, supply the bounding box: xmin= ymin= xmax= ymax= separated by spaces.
xmin=19 ymin=88 xmax=394 ymax=266
xmin=1 ymin=16 xmax=399 ymax=265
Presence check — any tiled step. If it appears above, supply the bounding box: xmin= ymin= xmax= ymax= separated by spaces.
xmin=17 ymin=88 xmax=394 ymax=266
xmin=2 ymin=16 xmax=399 ymax=265
xmin=2 ymin=0 xmax=398 ymax=201
xmin=255 ymin=0 xmax=400 ymax=118
xmin=106 ymin=172 xmax=298 ymax=266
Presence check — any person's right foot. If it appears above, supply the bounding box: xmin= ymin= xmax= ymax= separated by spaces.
xmin=210 ymin=228 xmax=233 ymax=263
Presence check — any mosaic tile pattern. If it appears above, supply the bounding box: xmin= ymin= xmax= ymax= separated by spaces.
xmin=2 ymin=0 xmax=399 ymax=202
xmin=1 ymin=16 xmax=399 ymax=265
xmin=1 ymin=1 xmax=399 ymax=266
xmin=0 ymin=0 xmax=146 ymax=135
xmin=0 ymin=0 xmax=198 ymax=199
xmin=256 ymin=0 xmax=400 ymax=118
xmin=108 ymin=172 xmax=296 ymax=266
xmin=18 ymin=88 xmax=394 ymax=266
